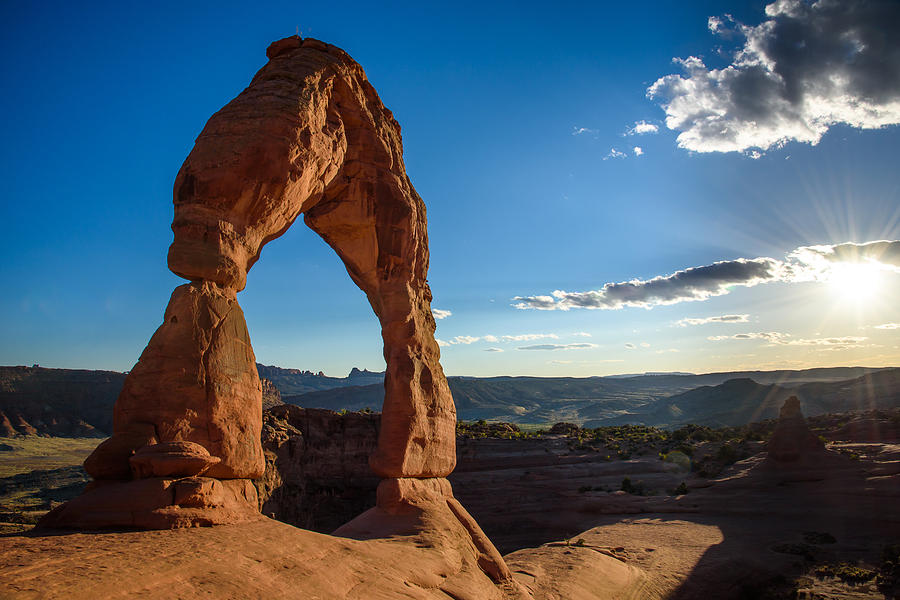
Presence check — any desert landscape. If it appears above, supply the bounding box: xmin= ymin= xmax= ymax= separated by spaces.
xmin=3 ymin=1 xmax=900 ymax=598
xmin=2 ymin=364 xmax=899 ymax=598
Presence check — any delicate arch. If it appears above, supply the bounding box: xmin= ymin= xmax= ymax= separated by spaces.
xmin=114 ymin=35 xmax=455 ymax=480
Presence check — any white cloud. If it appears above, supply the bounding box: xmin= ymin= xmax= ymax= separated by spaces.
xmin=517 ymin=343 xmax=598 ymax=351
xmin=626 ymin=120 xmax=659 ymax=135
xmin=603 ymin=148 xmax=627 ymax=160
xmin=624 ymin=343 xmax=636 ymax=349
xmin=572 ymin=332 xmax=592 ymax=337
xmin=500 ymin=333 xmax=559 ymax=342
xmin=708 ymin=332 xmax=868 ymax=349
xmin=513 ymin=239 xmax=899 ymax=311
xmin=572 ymin=126 xmax=597 ymax=136
xmin=436 ymin=339 xmax=451 ymax=347
xmin=640 ymin=342 xmax=651 ymax=348
xmin=707 ymin=15 xmax=725 ymax=33
xmin=633 ymin=146 xmax=644 ymax=156
xmin=434 ymin=332 xmax=562 ymax=346
xmin=432 ymin=309 xmax=452 ymax=320
xmin=708 ymin=331 xmax=788 ymax=342
xmin=875 ymin=323 xmax=900 ymax=330
xmin=648 ymin=0 xmax=900 ymax=154
xmin=676 ymin=314 xmax=750 ymax=327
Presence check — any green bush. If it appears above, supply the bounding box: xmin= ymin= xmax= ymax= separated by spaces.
xmin=620 ymin=477 xmax=646 ymax=495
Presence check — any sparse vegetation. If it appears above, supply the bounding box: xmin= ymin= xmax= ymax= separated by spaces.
xmin=877 ymin=544 xmax=900 ymax=596
xmin=814 ymin=563 xmax=877 ymax=584
xmin=620 ymin=477 xmax=647 ymax=496
xmin=670 ymin=481 xmax=688 ymax=496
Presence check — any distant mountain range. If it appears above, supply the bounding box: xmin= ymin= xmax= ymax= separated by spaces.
xmin=2 ymin=363 xmax=897 ymax=436
xmin=255 ymin=364 xmax=384 ymax=396
xmin=0 ymin=364 xmax=383 ymax=436
xmin=598 ymin=368 xmax=900 ymax=428
xmin=284 ymin=366 xmax=899 ymax=426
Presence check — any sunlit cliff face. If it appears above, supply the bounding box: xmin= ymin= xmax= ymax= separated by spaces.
xmin=166 ymin=65 xmax=345 ymax=292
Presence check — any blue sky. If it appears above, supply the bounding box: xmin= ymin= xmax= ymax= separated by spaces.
xmin=2 ymin=0 xmax=899 ymax=377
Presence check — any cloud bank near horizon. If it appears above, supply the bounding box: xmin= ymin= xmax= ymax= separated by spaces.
xmin=708 ymin=332 xmax=868 ymax=350
xmin=648 ymin=0 xmax=900 ymax=154
xmin=513 ymin=240 xmax=900 ymax=311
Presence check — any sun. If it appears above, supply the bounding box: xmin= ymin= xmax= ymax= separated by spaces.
xmin=827 ymin=261 xmax=884 ymax=303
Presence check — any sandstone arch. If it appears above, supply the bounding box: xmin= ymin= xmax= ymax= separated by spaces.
xmin=164 ymin=34 xmax=456 ymax=480
xmin=42 ymin=36 xmax=462 ymax=529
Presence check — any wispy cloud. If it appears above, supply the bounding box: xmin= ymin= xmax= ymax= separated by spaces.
xmin=624 ymin=343 xmax=636 ymax=349
xmin=572 ymin=126 xmax=597 ymax=136
xmin=513 ymin=240 xmax=900 ymax=311
xmin=708 ymin=332 xmax=868 ymax=349
xmin=625 ymin=120 xmax=659 ymax=136
xmin=603 ymin=148 xmax=627 ymax=160
xmin=432 ymin=309 xmax=452 ymax=320
xmin=708 ymin=331 xmax=788 ymax=342
xmin=648 ymin=0 xmax=900 ymax=154
xmin=484 ymin=347 xmax=504 ymax=352
xmin=436 ymin=332 xmax=563 ymax=347
xmin=676 ymin=314 xmax=750 ymax=327
xmin=518 ymin=343 xmax=598 ymax=351
xmin=500 ymin=334 xmax=559 ymax=342
xmin=875 ymin=323 xmax=900 ymax=330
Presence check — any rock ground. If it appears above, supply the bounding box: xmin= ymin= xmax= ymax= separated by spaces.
xmin=2 ymin=434 xmax=897 ymax=598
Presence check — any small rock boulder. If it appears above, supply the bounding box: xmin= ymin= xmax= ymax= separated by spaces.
xmin=130 ymin=441 xmax=221 ymax=479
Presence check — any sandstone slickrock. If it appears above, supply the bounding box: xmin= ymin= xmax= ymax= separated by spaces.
xmin=767 ymin=396 xmax=826 ymax=463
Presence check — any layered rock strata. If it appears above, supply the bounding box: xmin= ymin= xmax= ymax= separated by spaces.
xmin=40 ymin=35 xmax=506 ymax=584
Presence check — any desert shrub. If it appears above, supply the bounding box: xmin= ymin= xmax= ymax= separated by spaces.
xmin=620 ymin=477 xmax=646 ymax=495
xmin=814 ymin=563 xmax=876 ymax=584
xmin=670 ymin=481 xmax=688 ymax=495
xmin=803 ymin=531 xmax=836 ymax=545
xmin=716 ymin=443 xmax=740 ymax=465
xmin=676 ymin=443 xmax=694 ymax=456
xmin=550 ymin=422 xmax=579 ymax=435
xmin=877 ymin=544 xmax=900 ymax=595
xmin=672 ymin=424 xmax=719 ymax=442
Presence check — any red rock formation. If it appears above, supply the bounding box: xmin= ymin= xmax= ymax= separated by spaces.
xmin=43 ymin=36 xmax=495 ymax=578
xmin=767 ymin=396 xmax=825 ymax=463
xmin=167 ymin=35 xmax=455 ymax=479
